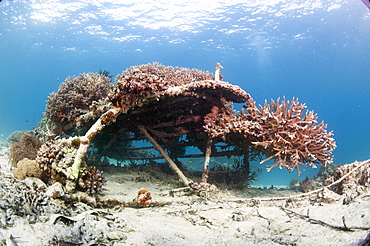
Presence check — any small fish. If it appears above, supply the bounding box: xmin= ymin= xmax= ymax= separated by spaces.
xmin=188 ymin=161 xmax=193 ymax=163
xmin=257 ymin=168 xmax=263 ymax=172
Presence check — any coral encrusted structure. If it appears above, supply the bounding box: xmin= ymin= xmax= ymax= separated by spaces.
xmin=325 ymin=160 xmax=370 ymax=203
xmin=36 ymin=63 xmax=336 ymax=195
xmin=36 ymin=137 xmax=107 ymax=195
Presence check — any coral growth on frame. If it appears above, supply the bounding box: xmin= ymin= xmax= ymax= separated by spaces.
xmin=11 ymin=63 xmax=337 ymax=196
xmin=204 ymin=97 xmax=336 ymax=174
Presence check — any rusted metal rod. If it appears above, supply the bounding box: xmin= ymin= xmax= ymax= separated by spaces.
xmin=201 ymin=138 xmax=213 ymax=183
xmin=137 ymin=125 xmax=190 ymax=186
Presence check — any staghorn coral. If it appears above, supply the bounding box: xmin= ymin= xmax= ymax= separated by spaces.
xmin=110 ymin=63 xmax=213 ymax=111
xmin=45 ymin=73 xmax=113 ymax=134
xmin=9 ymin=133 xmax=42 ymax=166
xmin=246 ymin=97 xmax=336 ymax=174
xmin=109 ymin=62 xmax=250 ymax=113
xmin=203 ymin=97 xmax=336 ymax=174
xmin=161 ymin=80 xmax=249 ymax=103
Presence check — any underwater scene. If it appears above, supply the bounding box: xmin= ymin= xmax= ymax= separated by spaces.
xmin=0 ymin=0 xmax=369 ymax=245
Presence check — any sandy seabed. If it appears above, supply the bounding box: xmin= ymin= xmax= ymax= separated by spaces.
xmin=0 ymin=144 xmax=369 ymax=246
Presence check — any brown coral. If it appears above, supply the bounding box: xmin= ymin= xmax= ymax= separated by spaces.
xmin=45 ymin=73 xmax=113 ymax=134
xmin=9 ymin=133 xmax=42 ymax=166
xmin=13 ymin=158 xmax=44 ymax=180
xmin=79 ymin=166 xmax=107 ymax=195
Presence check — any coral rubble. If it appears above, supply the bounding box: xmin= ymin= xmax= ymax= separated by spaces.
xmin=326 ymin=160 xmax=370 ymax=204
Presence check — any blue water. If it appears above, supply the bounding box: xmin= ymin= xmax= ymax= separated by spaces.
xmin=1 ymin=0 xmax=369 ymax=186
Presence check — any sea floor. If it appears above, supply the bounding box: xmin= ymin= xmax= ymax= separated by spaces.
xmin=0 ymin=143 xmax=369 ymax=246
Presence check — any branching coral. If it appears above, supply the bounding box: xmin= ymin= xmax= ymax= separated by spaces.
xmin=246 ymin=97 xmax=336 ymax=174
xmin=109 ymin=63 xmax=249 ymax=119
xmin=203 ymin=97 xmax=336 ymax=174
xmin=110 ymin=62 xmax=216 ymax=113
xmin=45 ymin=73 xmax=113 ymax=134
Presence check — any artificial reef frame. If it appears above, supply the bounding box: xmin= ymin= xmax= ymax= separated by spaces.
xmin=37 ymin=62 xmax=336 ymax=195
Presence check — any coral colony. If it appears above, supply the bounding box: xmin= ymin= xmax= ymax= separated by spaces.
xmin=12 ymin=63 xmax=336 ymax=196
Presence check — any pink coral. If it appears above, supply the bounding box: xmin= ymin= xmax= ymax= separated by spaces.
xmin=203 ymin=97 xmax=336 ymax=174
